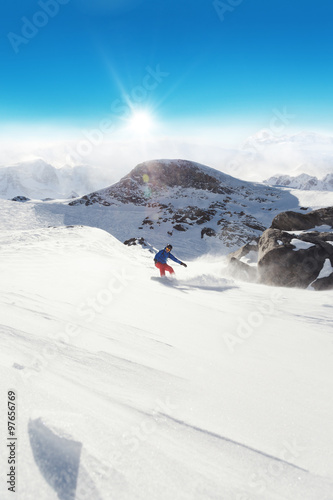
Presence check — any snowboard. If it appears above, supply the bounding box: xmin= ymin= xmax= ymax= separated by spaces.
xmin=151 ymin=276 xmax=178 ymax=285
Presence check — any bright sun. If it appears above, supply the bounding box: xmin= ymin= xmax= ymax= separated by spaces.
xmin=128 ymin=111 xmax=154 ymax=134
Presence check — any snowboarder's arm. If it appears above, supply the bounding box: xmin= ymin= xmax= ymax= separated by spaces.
xmin=168 ymin=253 xmax=182 ymax=264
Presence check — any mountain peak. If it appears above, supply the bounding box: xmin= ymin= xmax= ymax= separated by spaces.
xmin=68 ymin=158 xmax=299 ymax=255
xmin=70 ymin=159 xmax=249 ymax=207
xmin=122 ymin=159 xmax=235 ymax=194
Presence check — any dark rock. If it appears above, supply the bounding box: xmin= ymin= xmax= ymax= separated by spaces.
xmin=271 ymin=207 xmax=333 ymax=231
xmin=11 ymin=195 xmax=30 ymax=202
xmin=201 ymin=227 xmax=216 ymax=239
xmin=124 ymin=237 xmax=145 ymax=246
xmin=311 ymin=272 xmax=333 ymax=291
xmin=171 ymin=207 xmax=216 ymax=225
xmin=258 ymin=228 xmax=333 ymax=288
xmin=243 ymin=220 xmax=266 ymax=231
xmin=173 ymin=224 xmax=187 ymax=231
xmin=123 ymin=237 xmax=155 ymax=253
xmin=142 ymin=218 xmax=154 ymax=225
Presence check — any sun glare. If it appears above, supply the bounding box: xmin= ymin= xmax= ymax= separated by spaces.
xmin=128 ymin=111 xmax=154 ymax=135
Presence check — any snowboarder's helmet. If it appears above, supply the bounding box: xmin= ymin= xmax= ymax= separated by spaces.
xmin=166 ymin=244 xmax=172 ymax=250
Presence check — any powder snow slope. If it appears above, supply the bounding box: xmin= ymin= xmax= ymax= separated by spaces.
xmin=1 ymin=225 xmax=333 ymax=500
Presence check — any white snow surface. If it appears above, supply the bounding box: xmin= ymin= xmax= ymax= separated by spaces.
xmin=290 ymin=239 xmax=316 ymax=251
xmin=316 ymin=258 xmax=333 ymax=280
xmin=1 ymin=222 xmax=333 ymax=500
xmin=281 ymin=188 xmax=333 ymax=210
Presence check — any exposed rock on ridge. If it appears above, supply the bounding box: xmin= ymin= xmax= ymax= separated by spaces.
xmin=228 ymin=206 xmax=333 ymax=290
xmin=271 ymin=207 xmax=333 ymax=231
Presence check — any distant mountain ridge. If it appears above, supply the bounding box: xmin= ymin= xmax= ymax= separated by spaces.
xmin=0 ymin=159 xmax=113 ymax=200
xmin=264 ymin=173 xmax=333 ymax=191
xmin=2 ymin=130 xmax=333 ymax=200
xmin=68 ymin=159 xmax=299 ymax=255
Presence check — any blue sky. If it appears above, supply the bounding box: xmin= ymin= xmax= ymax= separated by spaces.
xmin=1 ymin=0 xmax=333 ymax=169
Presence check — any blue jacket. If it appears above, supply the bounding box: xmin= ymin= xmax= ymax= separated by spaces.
xmin=154 ymin=248 xmax=182 ymax=265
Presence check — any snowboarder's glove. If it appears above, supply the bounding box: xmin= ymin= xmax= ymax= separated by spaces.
xmin=181 ymin=262 xmax=187 ymax=268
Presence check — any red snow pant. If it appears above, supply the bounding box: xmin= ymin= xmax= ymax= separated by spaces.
xmin=155 ymin=262 xmax=175 ymax=276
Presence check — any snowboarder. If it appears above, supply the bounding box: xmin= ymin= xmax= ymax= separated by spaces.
xmin=154 ymin=244 xmax=187 ymax=277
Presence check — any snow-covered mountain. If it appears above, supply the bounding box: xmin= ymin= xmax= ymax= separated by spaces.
xmin=3 ymin=129 xmax=333 ymax=200
xmin=0 ymin=159 xmax=114 ymax=200
xmin=264 ymin=172 xmax=333 ymax=191
xmin=1 ymin=158 xmax=332 ymax=258
xmin=68 ymin=159 xmax=300 ymax=256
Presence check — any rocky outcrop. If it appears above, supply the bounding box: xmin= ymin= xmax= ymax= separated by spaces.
xmin=228 ymin=207 xmax=333 ymax=290
xmin=11 ymin=195 xmax=30 ymax=202
xmin=271 ymin=207 xmax=333 ymax=231
xmin=201 ymin=227 xmax=216 ymax=238
xmin=311 ymin=273 xmax=333 ymax=291
xmin=123 ymin=237 xmax=155 ymax=253
xmin=257 ymin=228 xmax=333 ymax=288
xmin=257 ymin=207 xmax=333 ymax=289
